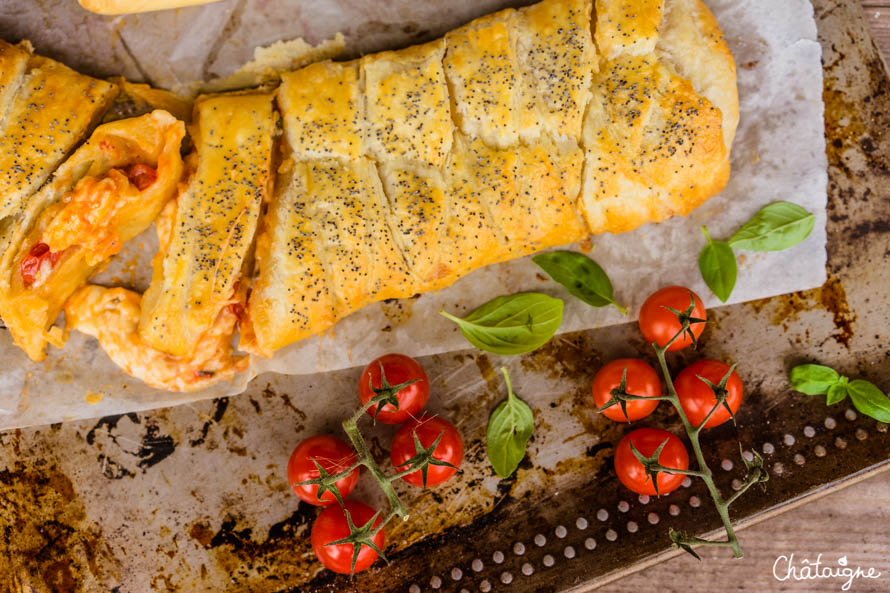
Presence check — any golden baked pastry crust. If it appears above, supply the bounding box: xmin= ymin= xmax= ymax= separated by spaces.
xmin=246 ymin=0 xmax=738 ymax=358
xmin=0 ymin=42 xmax=118 ymax=223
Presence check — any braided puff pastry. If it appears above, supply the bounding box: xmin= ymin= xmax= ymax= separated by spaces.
xmin=244 ymin=0 xmax=738 ymax=357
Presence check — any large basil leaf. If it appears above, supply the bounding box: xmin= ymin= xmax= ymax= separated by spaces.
xmin=440 ymin=293 xmax=563 ymax=355
xmin=532 ymin=251 xmax=626 ymax=314
xmin=728 ymin=202 xmax=815 ymax=252
xmin=789 ymin=364 xmax=842 ymax=395
xmin=848 ymin=380 xmax=890 ymax=423
xmin=486 ymin=368 xmax=534 ymax=478
xmin=698 ymin=226 xmax=737 ymax=302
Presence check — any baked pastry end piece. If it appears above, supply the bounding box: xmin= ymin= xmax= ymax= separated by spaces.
xmin=139 ymin=92 xmax=277 ymax=358
xmin=0 ymin=110 xmax=184 ymax=361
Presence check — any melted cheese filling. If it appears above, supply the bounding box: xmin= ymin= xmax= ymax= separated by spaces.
xmin=41 ymin=167 xmax=152 ymax=269
xmin=64 ymin=285 xmax=248 ymax=392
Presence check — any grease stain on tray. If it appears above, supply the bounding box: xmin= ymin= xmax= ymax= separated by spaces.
xmin=184 ymin=507 xmax=319 ymax=593
xmin=86 ymin=413 xmax=177 ymax=477
xmin=747 ymin=275 xmax=856 ymax=346
xmin=0 ymin=461 xmax=115 ymax=593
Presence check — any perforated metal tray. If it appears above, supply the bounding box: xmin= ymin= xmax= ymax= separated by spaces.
xmin=1 ymin=1 xmax=889 ymax=592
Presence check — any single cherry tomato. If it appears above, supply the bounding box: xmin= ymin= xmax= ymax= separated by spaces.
xmin=638 ymin=286 xmax=707 ymax=352
xmin=592 ymin=358 xmax=661 ymax=422
xmin=359 ymin=353 xmax=430 ymax=424
xmin=391 ymin=414 xmax=463 ymax=487
xmin=614 ymin=428 xmax=689 ymax=495
xmin=311 ymin=499 xmax=385 ymax=574
xmin=287 ymin=435 xmax=359 ymax=506
xmin=674 ymin=359 xmax=744 ymax=429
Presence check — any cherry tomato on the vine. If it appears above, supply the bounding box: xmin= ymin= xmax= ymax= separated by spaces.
xmin=391 ymin=414 xmax=463 ymax=487
xmin=311 ymin=499 xmax=385 ymax=574
xmin=359 ymin=353 xmax=430 ymax=424
xmin=638 ymin=286 xmax=707 ymax=352
xmin=674 ymin=359 xmax=744 ymax=429
xmin=592 ymin=358 xmax=661 ymax=422
xmin=614 ymin=428 xmax=689 ymax=495
xmin=287 ymin=435 xmax=359 ymax=506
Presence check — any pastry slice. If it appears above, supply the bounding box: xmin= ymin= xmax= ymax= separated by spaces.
xmin=452 ymin=133 xmax=586 ymax=259
xmin=0 ymin=41 xmax=118 ymax=227
xmin=579 ymin=55 xmax=727 ymax=233
xmin=0 ymin=110 xmax=185 ymax=361
xmin=513 ymin=0 xmax=596 ymax=142
xmin=277 ymin=60 xmax=363 ymax=161
xmin=65 ymin=200 xmax=248 ymax=392
xmin=139 ymin=92 xmax=276 ymax=358
xmin=377 ymin=164 xmax=456 ymax=292
xmin=595 ymin=0 xmax=664 ymax=60
xmin=362 ymin=39 xmax=452 ymax=169
xmin=305 ymin=158 xmax=416 ymax=314
xmin=241 ymin=160 xmax=336 ymax=357
xmin=443 ymin=8 xmax=531 ymax=149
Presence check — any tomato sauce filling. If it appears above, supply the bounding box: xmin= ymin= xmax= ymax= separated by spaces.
xmin=124 ymin=164 xmax=158 ymax=191
xmin=20 ymin=242 xmax=62 ymax=288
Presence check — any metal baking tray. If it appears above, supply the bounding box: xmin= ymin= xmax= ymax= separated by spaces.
xmin=1 ymin=0 xmax=888 ymax=591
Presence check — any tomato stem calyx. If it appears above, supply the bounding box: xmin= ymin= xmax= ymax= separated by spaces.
xmin=597 ymin=368 xmax=672 ymax=419
xmin=324 ymin=506 xmax=390 ymax=574
xmin=628 ymin=439 xmax=708 ymax=496
xmin=388 ymin=429 xmax=458 ymax=486
xmin=693 ymin=363 xmax=740 ymax=431
xmin=367 ymin=362 xmax=421 ymax=422
xmin=660 ymin=295 xmax=707 ymax=350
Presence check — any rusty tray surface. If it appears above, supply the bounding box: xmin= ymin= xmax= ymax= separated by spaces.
xmin=2 ymin=0 xmax=890 ymax=591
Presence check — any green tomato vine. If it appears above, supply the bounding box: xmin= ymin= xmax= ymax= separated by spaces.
xmin=597 ymin=296 xmax=769 ymax=558
xmin=294 ymin=368 xmax=454 ymax=573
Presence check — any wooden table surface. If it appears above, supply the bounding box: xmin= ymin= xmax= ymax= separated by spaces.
xmin=599 ymin=4 xmax=890 ymax=592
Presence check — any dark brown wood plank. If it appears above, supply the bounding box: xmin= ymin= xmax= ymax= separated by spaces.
xmin=598 ymin=472 xmax=890 ymax=593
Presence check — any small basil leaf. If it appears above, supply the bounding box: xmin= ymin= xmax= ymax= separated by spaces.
xmin=486 ymin=368 xmax=534 ymax=478
xmin=698 ymin=226 xmax=737 ymax=302
xmin=532 ymin=251 xmax=626 ymax=314
xmin=826 ymin=383 xmax=848 ymax=405
xmin=728 ymin=202 xmax=815 ymax=252
xmin=440 ymin=292 xmax=564 ymax=356
xmin=789 ymin=364 xmax=842 ymax=395
xmin=847 ymin=380 xmax=890 ymax=423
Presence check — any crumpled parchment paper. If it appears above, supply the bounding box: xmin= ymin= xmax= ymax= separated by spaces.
xmin=0 ymin=0 xmax=827 ymax=429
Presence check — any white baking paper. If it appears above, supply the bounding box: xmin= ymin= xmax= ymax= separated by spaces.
xmin=0 ymin=0 xmax=827 ymax=429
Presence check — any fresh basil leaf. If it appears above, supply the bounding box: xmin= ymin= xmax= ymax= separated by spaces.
xmin=728 ymin=202 xmax=815 ymax=252
xmin=826 ymin=383 xmax=848 ymax=405
xmin=440 ymin=292 xmax=563 ymax=356
xmin=789 ymin=364 xmax=842 ymax=395
xmin=848 ymin=380 xmax=890 ymax=423
xmin=486 ymin=367 xmax=534 ymax=478
xmin=698 ymin=226 xmax=737 ymax=302
xmin=532 ymin=251 xmax=626 ymax=314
